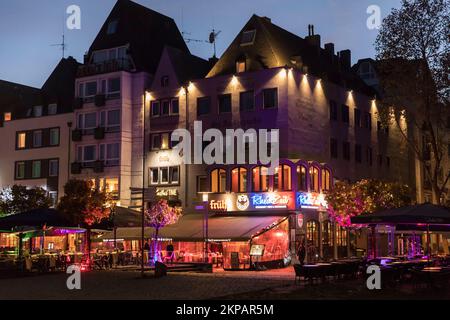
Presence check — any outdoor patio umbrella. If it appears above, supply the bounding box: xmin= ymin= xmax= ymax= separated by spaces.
xmin=0 ymin=208 xmax=76 ymax=230
xmin=351 ymin=203 xmax=450 ymax=262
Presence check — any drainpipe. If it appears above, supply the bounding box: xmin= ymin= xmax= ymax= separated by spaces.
xmin=184 ymin=85 xmax=189 ymax=209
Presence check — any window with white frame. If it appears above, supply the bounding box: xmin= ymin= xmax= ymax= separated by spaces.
xmin=49 ymin=159 xmax=59 ymax=177
xmin=33 ymin=105 xmax=43 ymax=117
xmin=84 ymin=81 xmax=97 ymax=97
xmin=77 ymin=145 xmax=97 ymax=164
xmin=32 ymin=160 xmax=41 ymax=178
xmin=49 ymin=128 xmax=60 ymax=146
xmin=100 ymin=109 xmax=120 ymax=132
xmin=78 ymin=112 xmax=97 ymax=134
xmin=99 ymin=143 xmax=120 ymax=166
xmin=149 ymin=166 xmax=180 ymax=185
xmin=107 ymin=78 xmax=121 ymax=98
xmin=33 ymin=130 xmax=43 ymax=147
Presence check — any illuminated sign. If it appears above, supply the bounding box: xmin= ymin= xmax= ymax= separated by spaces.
xmin=297 ymin=213 xmax=304 ymax=228
xmin=208 ymin=192 xmax=295 ymax=212
xmin=209 ymin=199 xmax=228 ymax=211
xmin=236 ymin=194 xmax=250 ymax=211
xmin=156 ymin=188 xmax=178 ymax=197
xmin=250 ymin=193 xmax=291 ymax=209
xmin=296 ymin=192 xmax=328 ymax=210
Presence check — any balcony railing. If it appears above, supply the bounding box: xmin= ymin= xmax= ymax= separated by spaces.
xmin=77 ymin=58 xmax=134 ymax=77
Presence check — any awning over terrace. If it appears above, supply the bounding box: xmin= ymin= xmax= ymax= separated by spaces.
xmin=97 ymin=214 xmax=288 ymax=242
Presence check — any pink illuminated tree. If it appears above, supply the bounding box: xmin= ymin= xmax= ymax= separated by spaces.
xmin=326 ymin=179 xmax=412 ymax=227
xmin=144 ymin=199 xmax=182 ymax=264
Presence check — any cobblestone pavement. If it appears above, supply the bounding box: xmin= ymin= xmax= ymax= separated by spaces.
xmin=0 ymin=268 xmax=294 ymax=300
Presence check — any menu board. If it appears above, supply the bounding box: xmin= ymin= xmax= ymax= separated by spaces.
xmin=250 ymin=244 xmax=265 ymax=256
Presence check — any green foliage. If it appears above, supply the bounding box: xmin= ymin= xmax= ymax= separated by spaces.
xmin=326 ymin=179 xmax=412 ymax=226
xmin=57 ymin=179 xmax=111 ymax=227
xmin=0 ymin=185 xmax=52 ymax=215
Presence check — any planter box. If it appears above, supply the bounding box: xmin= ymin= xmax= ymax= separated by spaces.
xmin=94 ymin=127 xmax=105 ymax=140
xmin=95 ymin=94 xmax=106 ymax=107
xmin=72 ymin=129 xmax=82 ymax=142
xmin=71 ymin=162 xmax=81 ymax=174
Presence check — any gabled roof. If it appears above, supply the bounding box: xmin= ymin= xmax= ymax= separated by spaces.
xmin=0 ymin=57 xmax=80 ymax=121
xmin=208 ymin=14 xmax=376 ymax=96
xmin=165 ymin=46 xmax=211 ymax=85
xmin=87 ymin=0 xmax=189 ymax=74
xmin=41 ymin=56 xmax=81 ymax=113
xmin=0 ymin=80 xmax=41 ymax=120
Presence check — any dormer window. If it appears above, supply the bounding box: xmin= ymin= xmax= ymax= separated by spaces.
xmin=33 ymin=106 xmax=43 ymax=117
xmin=161 ymin=76 xmax=169 ymax=87
xmin=107 ymin=20 xmax=118 ymax=35
xmin=236 ymin=60 xmax=246 ymax=73
xmin=240 ymin=30 xmax=256 ymax=46
xmin=3 ymin=112 xmax=11 ymax=122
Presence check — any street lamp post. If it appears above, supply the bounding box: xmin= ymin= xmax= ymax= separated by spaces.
xmin=141 ymin=92 xmax=150 ymax=277
xmin=198 ymin=192 xmax=211 ymax=263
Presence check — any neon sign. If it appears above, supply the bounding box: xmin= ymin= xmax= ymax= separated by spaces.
xmin=296 ymin=192 xmax=328 ymax=210
xmin=251 ymin=193 xmax=291 ymax=209
xmin=209 ymin=199 xmax=228 ymax=211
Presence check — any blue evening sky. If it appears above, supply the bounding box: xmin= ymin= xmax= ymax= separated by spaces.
xmin=0 ymin=0 xmax=401 ymax=88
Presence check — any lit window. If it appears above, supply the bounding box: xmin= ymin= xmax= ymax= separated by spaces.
xmin=241 ymin=30 xmax=256 ymax=45
xmin=210 ymin=169 xmax=226 ymax=193
xmin=274 ymin=165 xmax=291 ymax=191
xmin=236 ymin=60 xmax=246 ymax=73
xmin=252 ymin=166 xmax=269 ymax=192
xmin=231 ymin=167 xmax=247 ymax=193
xmin=15 ymin=162 xmax=25 ymax=179
xmin=48 ymin=104 xmax=57 ymax=115
xmin=161 ymin=133 xmax=170 ymax=150
xmin=310 ymin=166 xmax=319 ymax=192
xmin=33 ymin=130 xmax=43 ymax=147
xmin=4 ymin=112 xmax=11 ymax=122
xmin=297 ymin=165 xmax=307 ymax=191
xmin=32 ymin=160 xmax=41 ymax=178
xmin=307 ymin=220 xmax=320 ymax=248
xmin=17 ymin=132 xmax=26 ymax=149
xmin=49 ymin=128 xmax=60 ymax=146
xmin=49 ymin=159 xmax=59 ymax=177
xmin=105 ymin=178 xmax=119 ymax=194
xmin=321 ymin=168 xmax=331 ymax=191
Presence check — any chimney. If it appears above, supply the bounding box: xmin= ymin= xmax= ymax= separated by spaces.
xmin=324 ymin=43 xmax=335 ymax=56
xmin=339 ymin=49 xmax=351 ymax=71
xmin=306 ymin=24 xmax=321 ymax=48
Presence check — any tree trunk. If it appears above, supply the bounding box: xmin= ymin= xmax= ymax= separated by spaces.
xmin=86 ymin=228 xmax=91 ymax=260
xmin=153 ymin=228 xmax=159 ymax=264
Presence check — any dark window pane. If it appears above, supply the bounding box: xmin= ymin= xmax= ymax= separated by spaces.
xmin=263 ymin=88 xmax=278 ymax=109
xmin=240 ymin=91 xmax=254 ymax=111
xmin=197 ymin=97 xmax=211 ymax=116
xmin=171 ymin=99 xmax=179 ymax=115
xmin=218 ymin=94 xmax=232 ymax=113
xmin=341 ymin=105 xmax=349 ymax=124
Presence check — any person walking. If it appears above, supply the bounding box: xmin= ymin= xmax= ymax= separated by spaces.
xmin=297 ymin=240 xmax=306 ymax=265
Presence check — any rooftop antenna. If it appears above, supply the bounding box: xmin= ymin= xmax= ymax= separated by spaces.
xmin=180 ymin=7 xmax=207 ymax=44
xmin=50 ymin=34 xmax=67 ymax=59
xmin=51 ymin=17 xmax=67 ymax=59
xmin=209 ymin=29 xmax=221 ymax=58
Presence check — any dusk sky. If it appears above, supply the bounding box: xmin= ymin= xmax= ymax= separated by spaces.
xmin=0 ymin=0 xmax=401 ymax=88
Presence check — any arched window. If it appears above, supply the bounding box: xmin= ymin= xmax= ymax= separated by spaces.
xmin=321 ymin=168 xmax=331 ymax=191
xmin=210 ymin=168 xmax=226 ymax=193
xmin=252 ymin=166 xmax=269 ymax=192
xmin=231 ymin=167 xmax=247 ymax=192
xmin=309 ymin=166 xmax=319 ymax=192
xmin=322 ymin=220 xmax=332 ymax=246
xmin=274 ymin=165 xmax=292 ymax=191
xmin=336 ymin=226 xmax=348 ymax=247
xmin=297 ymin=165 xmax=307 ymax=191
xmin=306 ymin=220 xmax=319 ymax=248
